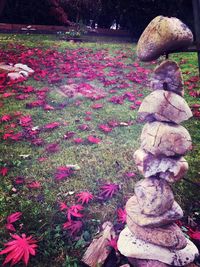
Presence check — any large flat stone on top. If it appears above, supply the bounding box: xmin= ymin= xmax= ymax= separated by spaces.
xmin=138 ymin=90 xmax=192 ymax=123
xmin=134 ymin=149 xmax=188 ymax=183
xmin=126 ymin=220 xmax=187 ymax=250
xmin=141 ymin=122 xmax=192 ymax=157
xmin=137 ymin=16 xmax=193 ymax=61
xmin=126 ymin=195 xmax=183 ymax=227
xmin=134 ymin=178 xmax=174 ymax=216
xmin=150 ymin=60 xmax=184 ymax=96
xmin=118 ymin=227 xmax=199 ymax=266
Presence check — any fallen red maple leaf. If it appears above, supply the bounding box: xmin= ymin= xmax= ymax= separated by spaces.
xmin=0 ymin=167 xmax=8 ymax=176
xmin=0 ymin=233 xmax=37 ymax=266
xmin=7 ymin=212 xmax=22 ymax=224
xmin=100 ymin=183 xmax=119 ymax=199
xmin=117 ymin=208 xmax=127 ymax=224
xmin=63 ymin=220 xmax=83 ymax=235
xmin=87 ymin=135 xmax=101 ymax=144
xmin=76 ymin=191 xmax=93 ymax=205
xmin=67 ymin=204 xmax=84 ymax=221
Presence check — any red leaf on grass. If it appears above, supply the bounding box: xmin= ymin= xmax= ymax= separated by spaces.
xmin=117 ymin=208 xmax=127 ymax=224
xmin=55 ymin=166 xmax=74 ymax=181
xmin=7 ymin=212 xmax=22 ymax=224
xmin=87 ymin=135 xmax=101 ymax=144
xmin=99 ymin=124 xmax=112 ymax=133
xmin=0 ymin=167 xmax=8 ymax=176
xmin=67 ymin=205 xmax=84 ymax=221
xmin=44 ymin=122 xmax=60 ymax=130
xmin=27 ymin=181 xmax=41 ymax=189
xmin=0 ymin=233 xmax=37 ymax=266
xmin=59 ymin=202 xmax=68 ymax=211
xmin=189 ymin=230 xmax=200 ymax=240
xmin=63 ymin=220 xmax=83 ymax=235
xmin=76 ymin=191 xmax=93 ymax=205
xmin=1 ymin=114 xmax=12 ymax=122
xmin=100 ymin=183 xmax=119 ymax=199
xmin=73 ymin=138 xmax=84 ymax=144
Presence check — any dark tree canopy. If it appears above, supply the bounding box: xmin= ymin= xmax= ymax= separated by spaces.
xmin=0 ymin=0 xmax=194 ymax=37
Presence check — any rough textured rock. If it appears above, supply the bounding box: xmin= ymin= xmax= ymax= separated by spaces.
xmin=134 ymin=178 xmax=174 ymax=216
xmin=134 ymin=149 xmax=189 ymax=183
xmin=138 ymin=90 xmax=192 ymax=123
xmin=128 ymin=258 xmax=169 ymax=267
xmin=117 ymin=227 xmax=199 ymax=266
xmin=137 ymin=16 xmax=193 ymax=61
xmin=150 ymin=60 xmax=184 ymax=96
xmin=141 ymin=122 xmax=192 ymax=157
xmin=126 ymin=195 xmax=183 ymax=227
xmin=126 ymin=220 xmax=187 ymax=249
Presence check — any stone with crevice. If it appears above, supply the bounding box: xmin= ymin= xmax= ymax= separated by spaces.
xmin=126 ymin=219 xmax=187 ymax=249
xmin=137 ymin=16 xmax=193 ymax=61
xmin=117 ymin=227 xmax=199 ymax=266
xmin=134 ymin=178 xmax=174 ymax=216
xmin=134 ymin=149 xmax=188 ymax=183
xmin=141 ymin=121 xmax=192 ymax=157
xmin=128 ymin=258 xmax=170 ymax=267
xmin=138 ymin=90 xmax=192 ymax=124
xmin=126 ymin=195 xmax=183 ymax=227
xmin=150 ymin=60 xmax=184 ymax=96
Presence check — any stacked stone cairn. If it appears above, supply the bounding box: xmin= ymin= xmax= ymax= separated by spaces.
xmin=117 ymin=16 xmax=199 ymax=267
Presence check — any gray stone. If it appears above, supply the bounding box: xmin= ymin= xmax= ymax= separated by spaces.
xmin=126 ymin=195 xmax=183 ymax=227
xmin=134 ymin=178 xmax=174 ymax=216
xmin=126 ymin=220 xmax=187 ymax=250
xmin=137 ymin=16 xmax=193 ymax=61
xmin=117 ymin=227 xmax=199 ymax=266
xmin=150 ymin=60 xmax=184 ymax=96
xmin=133 ymin=149 xmax=189 ymax=183
xmin=128 ymin=258 xmax=169 ymax=267
xmin=138 ymin=90 xmax=192 ymax=124
xmin=141 ymin=122 xmax=192 ymax=157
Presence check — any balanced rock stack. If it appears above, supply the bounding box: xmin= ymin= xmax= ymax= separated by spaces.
xmin=117 ymin=16 xmax=199 ymax=267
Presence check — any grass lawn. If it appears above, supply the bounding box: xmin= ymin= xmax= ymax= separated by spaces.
xmin=0 ymin=34 xmax=200 ymax=267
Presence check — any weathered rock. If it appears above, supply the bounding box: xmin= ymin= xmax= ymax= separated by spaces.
xmin=134 ymin=178 xmax=174 ymax=215
xmin=117 ymin=227 xmax=199 ymax=266
xmin=14 ymin=63 xmax=34 ymax=74
xmin=126 ymin=220 xmax=187 ymax=249
xmin=137 ymin=16 xmax=193 ymax=61
xmin=128 ymin=258 xmax=170 ymax=267
xmin=138 ymin=90 xmax=192 ymax=123
xmin=141 ymin=122 xmax=192 ymax=157
xmin=134 ymin=149 xmax=188 ymax=183
xmin=126 ymin=195 xmax=183 ymax=227
xmin=7 ymin=72 xmax=24 ymax=80
xmin=150 ymin=60 xmax=184 ymax=96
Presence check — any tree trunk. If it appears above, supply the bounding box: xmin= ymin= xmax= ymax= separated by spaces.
xmin=0 ymin=0 xmax=7 ymax=18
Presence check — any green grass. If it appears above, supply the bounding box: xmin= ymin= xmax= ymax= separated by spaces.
xmin=0 ymin=33 xmax=200 ymax=266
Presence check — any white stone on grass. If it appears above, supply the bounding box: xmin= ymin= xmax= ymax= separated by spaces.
xmin=117 ymin=227 xmax=199 ymax=266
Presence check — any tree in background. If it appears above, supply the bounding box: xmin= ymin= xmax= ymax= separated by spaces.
xmin=0 ymin=0 xmax=194 ymax=37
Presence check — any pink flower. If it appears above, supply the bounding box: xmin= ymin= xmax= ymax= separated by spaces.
xmin=0 ymin=233 xmax=37 ymax=266
xmin=76 ymin=191 xmax=93 ymax=205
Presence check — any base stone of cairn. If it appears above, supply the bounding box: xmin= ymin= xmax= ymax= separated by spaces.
xmin=117 ymin=16 xmax=199 ymax=266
